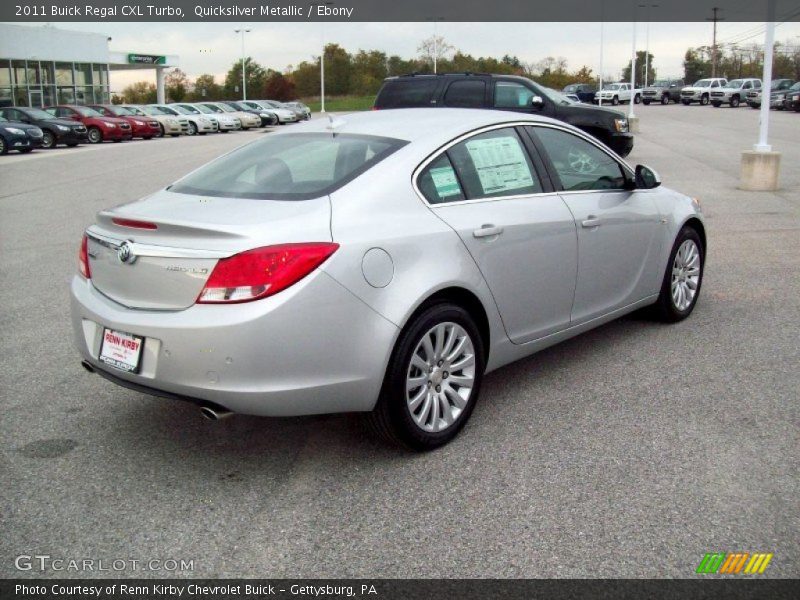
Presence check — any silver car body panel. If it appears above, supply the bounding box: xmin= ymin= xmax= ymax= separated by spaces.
xmin=70 ymin=108 xmax=704 ymax=415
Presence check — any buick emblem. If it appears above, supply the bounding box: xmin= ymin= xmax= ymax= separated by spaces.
xmin=117 ymin=241 xmax=135 ymax=264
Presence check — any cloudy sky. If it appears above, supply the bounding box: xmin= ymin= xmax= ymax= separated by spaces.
xmin=24 ymin=21 xmax=800 ymax=91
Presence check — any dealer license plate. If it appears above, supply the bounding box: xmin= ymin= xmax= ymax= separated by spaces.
xmin=98 ymin=328 xmax=143 ymax=373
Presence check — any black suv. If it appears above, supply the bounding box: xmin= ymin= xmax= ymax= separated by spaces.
xmin=0 ymin=106 xmax=87 ymax=149
xmin=374 ymin=74 xmax=633 ymax=157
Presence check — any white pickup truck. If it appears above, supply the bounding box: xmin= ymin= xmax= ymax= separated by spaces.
xmin=593 ymin=83 xmax=642 ymax=106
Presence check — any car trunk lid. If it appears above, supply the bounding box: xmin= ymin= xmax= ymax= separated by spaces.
xmin=86 ymin=189 xmax=332 ymax=310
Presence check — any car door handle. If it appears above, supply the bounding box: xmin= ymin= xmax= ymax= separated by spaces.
xmin=581 ymin=216 xmax=601 ymax=228
xmin=473 ymin=225 xmax=504 ymax=238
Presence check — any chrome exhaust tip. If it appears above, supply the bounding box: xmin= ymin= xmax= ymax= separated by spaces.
xmin=199 ymin=405 xmax=233 ymax=421
xmin=81 ymin=360 xmax=95 ymax=373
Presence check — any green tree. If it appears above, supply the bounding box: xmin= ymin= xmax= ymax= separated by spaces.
xmin=322 ymin=44 xmax=352 ymax=96
xmin=191 ymin=74 xmax=222 ymax=101
xmin=622 ymin=51 xmax=656 ymax=87
xmin=224 ymin=58 xmax=268 ymax=100
xmin=292 ymin=60 xmax=320 ymax=97
xmin=165 ymin=68 xmax=189 ymax=102
xmin=683 ymin=48 xmax=711 ymax=83
xmin=351 ymin=50 xmax=388 ymax=95
xmin=121 ymin=81 xmax=156 ymax=104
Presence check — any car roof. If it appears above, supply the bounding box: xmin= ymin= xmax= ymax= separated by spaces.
xmin=282 ymin=108 xmax=571 ymax=144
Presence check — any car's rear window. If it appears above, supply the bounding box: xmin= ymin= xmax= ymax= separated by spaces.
xmin=170 ymin=133 xmax=408 ymax=200
xmin=375 ymin=79 xmax=439 ymax=108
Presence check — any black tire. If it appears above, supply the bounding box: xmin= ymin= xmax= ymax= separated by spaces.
xmin=700 ymin=94 xmax=709 ymax=106
xmin=730 ymin=96 xmax=740 ymax=108
xmin=634 ymin=94 xmax=641 ymax=104
xmin=366 ymin=302 xmax=486 ymax=451
xmin=187 ymin=122 xmax=198 ymax=136
xmin=157 ymin=124 xmax=165 ymax=138
xmin=661 ymin=94 xmax=670 ymax=105
xmin=651 ymin=226 xmax=704 ymax=323
xmin=42 ymin=130 xmax=56 ymax=149
xmin=711 ymin=102 xmax=721 ymax=108
xmin=0 ymin=136 xmax=6 ymax=155
xmin=643 ymin=100 xmax=651 ymax=105
xmin=87 ymin=127 xmax=102 ymax=144
xmin=612 ymin=96 xmax=619 ymax=106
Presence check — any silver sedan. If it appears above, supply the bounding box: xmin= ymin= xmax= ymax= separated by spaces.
xmin=71 ymin=109 xmax=705 ymax=450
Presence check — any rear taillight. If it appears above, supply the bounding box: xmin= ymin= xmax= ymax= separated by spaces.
xmin=79 ymin=235 xmax=91 ymax=279
xmin=197 ymin=243 xmax=339 ymax=304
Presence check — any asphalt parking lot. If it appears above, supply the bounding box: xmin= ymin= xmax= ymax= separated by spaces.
xmin=1 ymin=105 xmax=798 ymax=579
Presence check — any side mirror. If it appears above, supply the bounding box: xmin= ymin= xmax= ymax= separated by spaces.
xmin=531 ymin=95 xmax=544 ymax=109
xmin=635 ymin=164 xmax=661 ymax=189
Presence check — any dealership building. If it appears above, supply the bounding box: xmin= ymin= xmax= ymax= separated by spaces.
xmin=0 ymin=24 xmax=179 ymax=108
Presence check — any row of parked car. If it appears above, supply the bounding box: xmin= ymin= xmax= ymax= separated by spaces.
xmin=0 ymin=99 xmax=312 ymax=155
xmin=562 ymin=78 xmax=800 ymax=111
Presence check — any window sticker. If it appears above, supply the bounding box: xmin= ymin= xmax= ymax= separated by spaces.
xmin=429 ymin=165 xmax=462 ymax=198
xmin=465 ymin=136 xmax=534 ymax=194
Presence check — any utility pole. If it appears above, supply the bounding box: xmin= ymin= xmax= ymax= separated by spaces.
xmin=234 ymin=28 xmax=251 ymax=101
xmin=706 ymin=7 xmax=725 ymax=78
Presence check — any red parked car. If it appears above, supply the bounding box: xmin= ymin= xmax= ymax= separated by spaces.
xmin=45 ymin=105 xmax=133 ymax=144
xmin=88 ymin=104 xmax=161 ymax=139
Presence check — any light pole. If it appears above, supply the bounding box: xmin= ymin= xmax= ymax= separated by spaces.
xmin=234 ymin=28 xmax=251 ymax=100
xmin=321 ymin=1 xmax=334 ymax=113
xmin=639 ymin=4 xmax=659 ymax=88
xmin=598 ymin=20 xmax=604 ymax=106
xmin=629 ymin=10 xmax=637 ymax=120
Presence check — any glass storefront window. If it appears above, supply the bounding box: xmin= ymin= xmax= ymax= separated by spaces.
xmin=55 ymin=62 xmax=73 ymax=86
xmin=41 ymin=62 xmax=54 ymax=86
xmin=74 ymin=63 xmax=92 ymax=86
xmin=42 ymin=85 xmax=56 ymax=107
xmin=0 ymin=87 xmax=11 ymax=107
xmin=57 ymin=86 xmax=75 ymax=104
xmin=27 ymin=61 xmax=41 ymax=85
xmin=99 ymin=66 xmax=108 ymax=86
xmin=75 ymin=86 xmax=93 ymax=104
xmin=12 ymin=60 xmax=27 ymax=85
xmin=14 ymin=86 xmax=28 ymax=106
xmin=0 ymin=60 xmax=11 ymax=86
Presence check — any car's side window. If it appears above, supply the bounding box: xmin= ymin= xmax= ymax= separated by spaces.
xmin=494 ymin=82 xmax=535 ymax=108
xmin=447 ymin=128 xmax=543 ymax=199
xmin=418 ymin=154 xmax=466 ymax=204
xmin=443 ymin=80 xmax=486 ymax=108
xmin=530 ymin=127 xmax=628 ymax=192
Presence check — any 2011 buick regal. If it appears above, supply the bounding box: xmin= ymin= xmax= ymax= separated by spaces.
xmin=71 ymin=109 xmax=705 ymax=450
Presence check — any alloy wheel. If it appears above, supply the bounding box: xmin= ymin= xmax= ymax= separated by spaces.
xmin=406 ymin=322 xmax=476 ymax=433
xmin=0 ymin=137 xmax=6 ymax=155
xmin=87 ymin=128 xmax=101 ymax=143
xmin=42 ymin=131 xmax=55 ymax=148
xmin=188 ymin=122 xmax=198 ymax=135
xmin=671 ymin=240 xmax=701 ymax=311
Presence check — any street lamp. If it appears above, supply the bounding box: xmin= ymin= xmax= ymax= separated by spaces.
xmin=639 ymin=4 xmax=659 ymax=88
xmin=234 ymin=28 xmax=251 ymax=101
xmin=321 ymin=1 xmax=335 ymax=113
xmin=629 ymin=9 xmax=638 ymax=120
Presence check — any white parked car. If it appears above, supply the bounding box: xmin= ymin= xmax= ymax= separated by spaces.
xmin=680 ymin=78 xmax=728 ymax=105
xmin=172 ymin=103 xmax=241 ymax=132
xmin=252 ymin=100 xmax=298 ymax=124
xmin=594 ymin=83 xmax=641 ymax=106
xmin=154 ymin=104 xmax=216 ymax=135
xmin=198 ymin=102 xmax=261 ymax=130
xmin=120 ymin=105 xmax=184 ymax=137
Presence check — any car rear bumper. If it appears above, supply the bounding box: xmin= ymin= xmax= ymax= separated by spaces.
xmin=70 ymin=270 xmax=398 ymax=417
xmin=607 ymin=132 xmax=634 ymax=157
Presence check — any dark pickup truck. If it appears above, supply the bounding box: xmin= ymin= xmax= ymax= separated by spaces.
xmin=374 ymin=73 xmax=634 ymax=157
